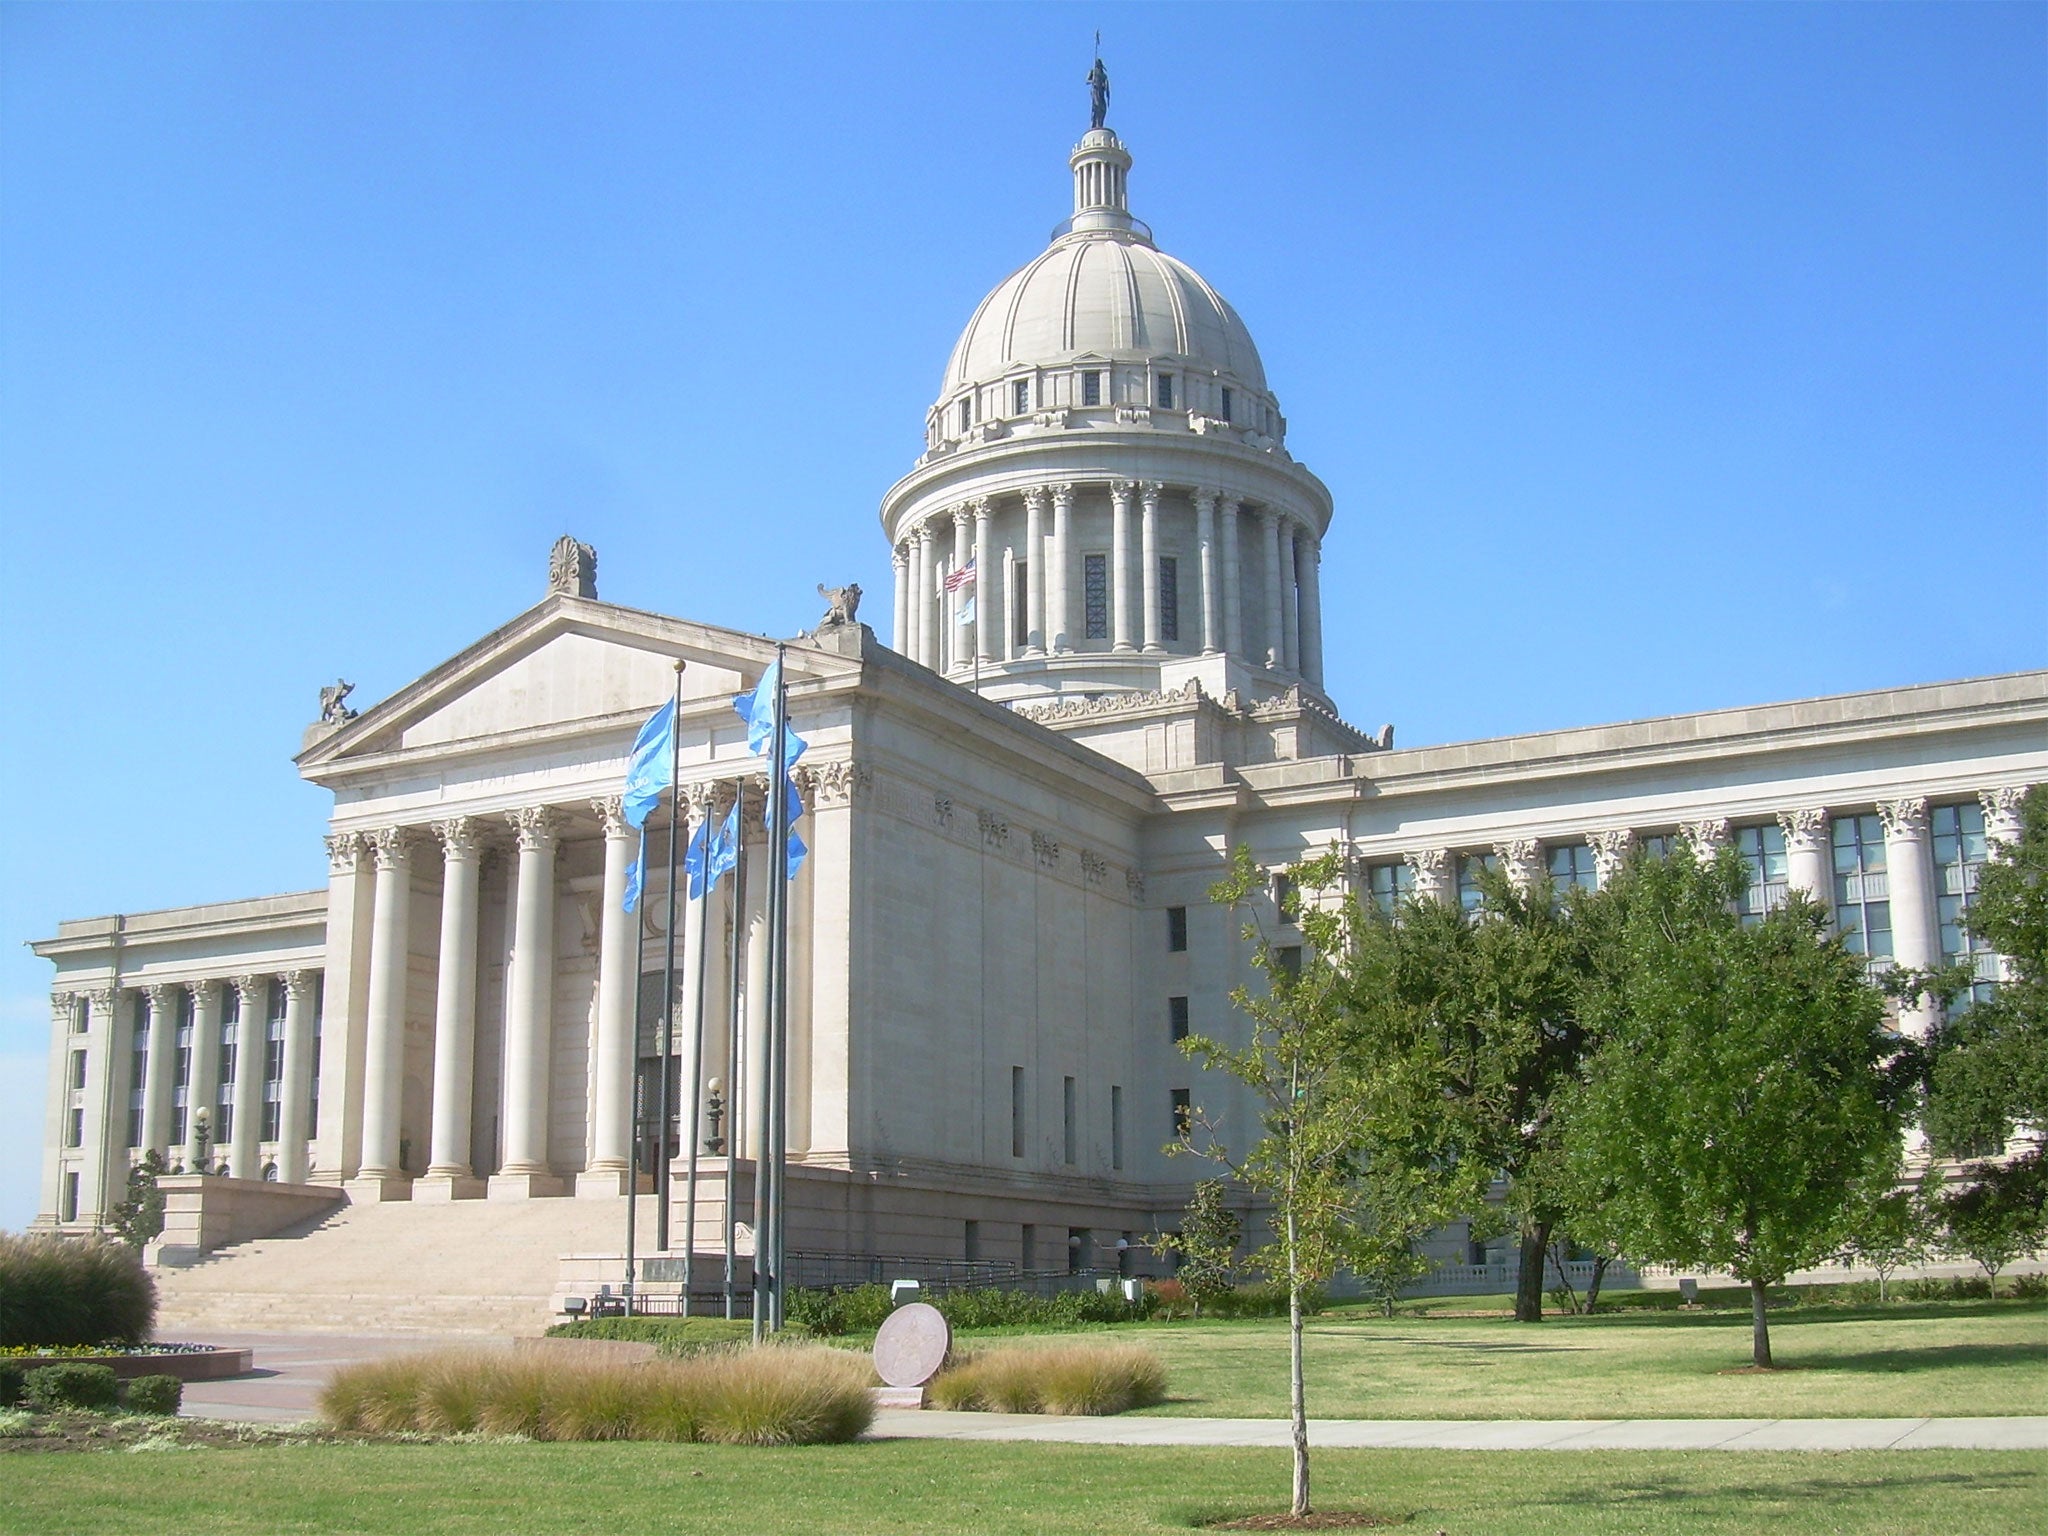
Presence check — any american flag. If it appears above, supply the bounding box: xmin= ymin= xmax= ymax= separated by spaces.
xmin=943 ymin=559 xmax=977 ymax=593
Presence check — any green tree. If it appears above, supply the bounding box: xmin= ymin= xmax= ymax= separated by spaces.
xmin=1173 ymin=846 xmax=1486 ymax=1518
xmin=1836 ymin=1165 xmax=1940 ymax=1303
xmin=107 ymin=1150 xmax=169 ymax=1250
xmin=1561 ymin=850 xmax=1903 ymax=1368
xmin=1940 ymin=1158 xmax=2047 ymax=1294
xmin=1154 ymin=1180 xmax=1241 ymax=1317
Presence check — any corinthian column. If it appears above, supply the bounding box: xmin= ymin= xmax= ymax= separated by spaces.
xmin=419 ymin=817 xmax=485 ymax=1198
xmin=1779 ymin=808 xmax=1832 ymax=913
xmin=1298 ymin=530 xmax=1324 ymax=686
xmin=354 ymin=827 xmax=416 ymax=1195
xmin=277 ymin=971 xmax=315 ymax=1183
xmin=1221 ymin=497 xmax=1245 ymax=659
xmin=1110 ymin=480 xmax=1135 ymax=651
xmin=1879 ymin=797 xmax=1938 ymax=1034
xmin=1140 ymin=482 xmax=1164 ymax=652
xmin=1022 ymin=487 xmax=1048 ymax=655
xmin=1050 ymin=482 xmax=1076 ymax=652
xmin=494 ymin=807 xmax=564 ymax=1196
xmin=1404 ymin=848 xmax=1452 ymax=905
xmin=890 ymin=543 xmax=909 ymax=654
xmin=1194 ymin=489 xmax=1220 ymax=655
xmin=972 ymin=499 xmax=993 ymax=667
xmin=229 ymin=974 xmax=269 ymax=1179
xmin=140 ymin=983 xmax=177 ymax=1158
xmin=1498 ymin=839 xmax=1543 ymax=895
xmin=911 ymin=524 xmax=933 ymax=668
xmin=185 ymin=980 xmax=222 ymax=1174
xmin=1260 ymin=509 xmax=1283 ymax=668
xmin=1280 ymin=523 xmax=1302 ymax=674
xmin=577 ymin=797 xmax=640 ymax=1197
xmin=950 ymin=506 xmax=972 ymax=673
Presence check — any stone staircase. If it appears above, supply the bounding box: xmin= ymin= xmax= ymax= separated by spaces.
xmin=153 ymin=1194 xmax=664 ymax=1338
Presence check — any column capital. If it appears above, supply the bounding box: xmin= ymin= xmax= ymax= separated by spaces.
xmin=591 ymin=796 xmax=630 ymax=840
xmin=1259 ymin=506 xmax=1280 ymax=528
xmin=1588 ymin=829 xmax=1635 ymax=880
xmin=913 ymin=522 xmax=934 ymax=547
xmin=187 ymin=977 xmax=221 ymax=1009
xmin=144 ymin=981 xmax=180 ymax=1011
xmin=951 ymin=504 xmax=972 ymax=531
xmin=1137 ymin=481 xmax=1163 ymax=507
xmin=369 ymin=826 xmax=419 ymax=872
xmin=1682 ymin=817 xmax=1730 ymax=858
xmin=1109 ymin=478 xmax=1135 ymax=503
xmin=87 ymin=985 xmax=119 ymax=1017
xmin=1022 ymin=484 xmax=1050 ymax=512
xmin=1981 ymin=784 xmax=2031 ymax=843
xmin=1192 ymin=486 xmax=1219 ymax=513
xmin=891 ymin=543 xmax=908 ymax=571
xmin=1403 ymin=847 xmax=1450 ymax=887
xmin=801 ymin=758 xmax=872 ymax=808
xmin=282 ymin=970 xmax=316 ymax=1003
xmin=436 ymin=815 xmax=485 ymax=861
xmin=49 ymin=992 xmax=76 ymax=1030
xmin=1496 ymin=839 xmax=1543 ymax=888
xmin=232 ymin=974 xmax=270 ymax=1009
xmin=1777 ymin=807 xmax=1829 ymax=854
xmin=324 ymin=830 xmax=364 ymax=874
xmin=508 ymin=805 xmax=559 ymax=852
xmin=1878 ymin=797 xmax=1930 ymax=841
xmin=1048 ymin=482 xmax=1075 ymax=510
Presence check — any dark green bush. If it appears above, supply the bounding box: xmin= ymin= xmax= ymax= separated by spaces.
xmin=0 ymin=1361 xmax=22 ymax=1407
xmin=785 ymin=1284 xmax=894 ymax=1337
xmin=22 ymin=1362 xmax=119 ymax=1411
xmin=1206 ymin=1281 xmax=1323 ymax=1319
xmin=543 ymin=1317 xmax=753 ymax=1356
xmin=0 ymin=1233 xmax=157 ymax=1347
xmin=122 ymin=1374 xmax=182 ymax=1415
xmin=2011 ymin=1272 xmax=2047 ymax=1300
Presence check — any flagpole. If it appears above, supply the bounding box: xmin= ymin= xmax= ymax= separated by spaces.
xmin=680 ymin=783 xmax=716 ymax=1320
xmin=767 ymin=641 xmax=791 ymax=1332
xmin=656 ymin=661 xmax=684 ymax=1257
xmin=723 ymin=783 xmax=746 ymax=1322
xmin=624 ymin=940 xmax=643 ymax=1310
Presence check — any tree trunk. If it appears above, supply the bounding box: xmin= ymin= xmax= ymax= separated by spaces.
xmin=1288 ymin=1209 xmax=1309 ymax=1517
xmin=1749 ymin=1276 xmax=1773 ymax=1369
xmin=1585 ymin=1254 xmax=1611 ymax=1314
xmin=1514 ymin=1218 xmax=1552 ymax=1323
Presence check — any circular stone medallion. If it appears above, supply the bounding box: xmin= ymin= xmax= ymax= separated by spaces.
xmin=872 ymin=1301 xmax=951 ymax=1388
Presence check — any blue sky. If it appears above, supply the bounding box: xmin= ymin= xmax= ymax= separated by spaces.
xmin=1 ymin=2 xmax=2041 ymax=1229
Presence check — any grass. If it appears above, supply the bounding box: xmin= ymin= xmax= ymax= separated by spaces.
xmin=1130 ymin=1298 xmax=2048 ymax=1420
xmin=0 ymin=1439 xmax=2042 ymax=1534
xmin=928 ymin=1341 xmax=1167 ymax=1414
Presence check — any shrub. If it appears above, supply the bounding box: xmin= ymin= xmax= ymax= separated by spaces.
xmin=320 ymin=1344 xmax=873 ymax=1445
xmin=23 ymin=1362 xmax=120 ymax=1411
xmin=0 ymin=1233 xmax=157 ymax=1347
xmin=929 ymin=1342 xmax=1166 ymax=1416
xmin=122 ymin=1375 xmax=182 ymax=1416
xmin=0 ymin=1362 xmax=22 ymax=1408
xmin=545 ymin=1316 xmax=753 ymax=1356
xmin=1206 ymin=1280 xmax=1322 ymax=1319
xmin=2012 ymin=1272 xmax=2048 ymax=1300
xmin=785 ymin=1284 xmax=895 ymax=1337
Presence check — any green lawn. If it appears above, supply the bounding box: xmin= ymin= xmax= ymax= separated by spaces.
xmin=1125 ymin=1300 xmax=2048 ymax=1421
xmin=2 ymin=1440 xmax=2044 ymax=1535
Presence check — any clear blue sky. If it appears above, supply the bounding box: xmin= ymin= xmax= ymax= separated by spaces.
xmin=2 ymin=3 xmax=2041 ymax=1229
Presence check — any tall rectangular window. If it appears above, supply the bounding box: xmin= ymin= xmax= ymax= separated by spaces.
xmin=66 ymin=1105 xmax=83 ymax=1149
xmin=1010 ymin=1066 xmax=1026 ymax=1159
xmin=964 ymin=1219 xmax=981 ymax=1261
xmin=1639 ymin=833 xmax=1675 ymax=862
xmin=71 ymin=1049 xmax=87 ymax=1091
xmin=1548 ymin=842 xmax=1597 ymax=895
xmin=128 ymin=1021 xmax=148 ymax=1149
xmin=1155 ymin=373 xmax=1175 ymax=409
xmin=1084 ymin=553 xmax=1109 ymax=639
xmin=1832 ymin=812 xmax=1892 ymax=970
xmin=173 ymin=1003 xmax=193 ymax=1147
xmin=1012 ymin=561 xmax=1030 ymax=648
xmin=1168 ymin=995 xmax=1190 ymax=1042
xmin=1220 ymin=385 xmax=1234 ymax=421
xmin=71 ymin=996 xmax=86 ymax=1033
xmin=1171 ymin=1088 xmax=1192 ymax=1140
xmin=1110 ymin=1085 xmax=1124 ymax=1170
xmin=1013 ymin=378 xmax=1030 ymax=415
xmin=1369 ymin=860 xmax=1414 ymax=917
xmin=1082 ymin=370 xmax=1102 ymax=406
xmin=958 ymin=397 xmax=973 ymax=432
xmin=217 ymin=995 xmax=238 ymax=1145
xmin=62 ymin=1172 xmax=79 ymax=1223
xmin=1158 ymin=555 xmax=1179 ymax=642
xmin=1272 ymin=872 xmax=1299 ymax=923
xmin=1457 ymin=852 xmax=1499 ymax=916
xmin=1062 ymin=1076 xmax=1077 ymax=1164
xmin=1166 ymin=906 xmax=1188 ymax=952
xmin=1933 ymin=801 xmax=1997 ymax=1006
xmin=1276 ymin=945 xmax=1303 ymax=981
xmin=306 ymin=976 xmax=324 ymax=1140
xmin=1736 ymin=823 xmax=1788 ymax=926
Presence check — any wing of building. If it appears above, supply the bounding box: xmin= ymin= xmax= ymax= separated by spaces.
xmin=32 ymin=96 xmax=2046 ymax=1328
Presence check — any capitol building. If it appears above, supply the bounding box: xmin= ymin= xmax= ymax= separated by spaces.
xmin=31 ymin=92 xmax=2046 ymax=1327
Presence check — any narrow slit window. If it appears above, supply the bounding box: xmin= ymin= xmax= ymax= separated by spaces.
xmin=1084 ymin=553 xmax=1108 ymax=639
xmin=1159 ymin=555 xmax=1179 ymax=642
xmin=1082 ymin=370 xmax=1102 ymax=407
xmin=1013 ymin=378 xmax=1030 ymax=415
xmin=1156 ymin=374 xmax=1175 ymax=409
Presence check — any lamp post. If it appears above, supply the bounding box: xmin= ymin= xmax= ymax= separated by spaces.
xmin=705 ymin=1078 xmax=726 ymax=1155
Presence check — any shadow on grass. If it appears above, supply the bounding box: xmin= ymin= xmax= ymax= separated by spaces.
xmin=1801 ymin=1341 xmax=2048 ymax=1375
xmin=1541 ymin=1466 xmax=2040 ymax=1515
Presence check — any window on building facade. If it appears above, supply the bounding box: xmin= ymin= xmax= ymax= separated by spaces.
xmin=1272 ymin=872 xmax=1299 ymax=923
xmin=1062 ymin=1076 xmax=1077 ymax=1164
xmin=1275 ymin=945 xmax=1303 ymax=980
xmin=71 ymin=1049 xmax=87 ymax=1091
xmin=959 ymin=397 xmax=974 ymax=433
xmin=1369 ymin=860 xmax=1414 ymax=917
xmin=1171 ymin=1088 xmax=1192 ymax=1140
xmin=1639 ymin=833 xmax=1675 ymax=862
xmin=1082 ymin=370 xmax=1101 ymax=406
xmin=1156 ymin=374 xmax=1174 ymax=409
xmin=128 ymin=1028 xmax=148 ymax=1148
xmin=67 ymin=1105 xmax=83 ymax=1149
xmin=307 ymin=984 xmax=323 ymax=1139
xmin=1220 ymin=385 xmax=1233 ymax=421
xmin=1011 ymin=561 xmax=1030 ymax=648
xmin=1166 ymin=906 xmax=1188 ymax=952
xmin=1457 ymin=852 xmax=1499 ymax=916
xmin=1083 ymin=553 xmax=1108 ymax=639
xmin=71 ymin=997 xmax=85 ymax=1033
xmin=1832 ymin=812 xmax=1893 ymax=970
xmin=1736 ymin=823 xmax=1788 ymax=926
xmin=263 ymin=980 xmax=285 ymax=1140
xmin=1010 ymin=1066 xmax=1026 ymax=1159
xmin=1168 ymin=995 xmax=1190 ymax=1042
xmin=1548 ymin=842 xmax=1598 ymax=896
xmin=1933 ymin=801 xmax=1998 ymax=1006
xmin=1110 ymin=1085 xmax=1124 ymax=1170
xmin=62 ymin=1172 xmax=79 ymax=1223
xmin=1159 ymin=556 xmax=1179 ymax=642
xmin=1013 ymin=378 xmax=1030 ymax=415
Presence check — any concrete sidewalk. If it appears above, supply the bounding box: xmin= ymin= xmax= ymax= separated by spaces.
xmin=865 ymin=1410 xmax=2048 ymax=1452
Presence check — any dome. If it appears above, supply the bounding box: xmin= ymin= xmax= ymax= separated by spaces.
xmin=942 ymin=238 xmax=1268 ymax=396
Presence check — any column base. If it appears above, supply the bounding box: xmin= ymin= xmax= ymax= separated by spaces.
xmin=413 ymin=1173 xmax=488 ymax=1202
xmin=344 ymin=1173 xmax=414 ymax=1203
xmin=488 ymin=1171 xmax=568 ymax=1200
xmin=575 ymin=1168 xmax=650 ymax=1198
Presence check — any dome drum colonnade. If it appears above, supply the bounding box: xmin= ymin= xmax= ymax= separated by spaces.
xmin=880 ymin=120 xmax=1332 ymax=700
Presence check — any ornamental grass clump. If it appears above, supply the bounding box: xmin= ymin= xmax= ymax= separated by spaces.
xmin=927 ymin=1342 xmax=1166 ymax=1416
xmin=320 ymin=1344 xmax=873 ymax=1445
xmin=0 ymin=1233 xmax=157 ymax=1347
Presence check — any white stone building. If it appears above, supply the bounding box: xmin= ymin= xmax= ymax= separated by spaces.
xmin=31 ymin=105 xmax=2047 ymax=1310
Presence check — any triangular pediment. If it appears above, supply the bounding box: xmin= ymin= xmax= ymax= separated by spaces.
xmin=298 ymin=596 xmax=857 ymax=779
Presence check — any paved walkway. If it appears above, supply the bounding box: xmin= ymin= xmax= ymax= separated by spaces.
xmin=176 ymin=1332 xmax=2048 ymax=1450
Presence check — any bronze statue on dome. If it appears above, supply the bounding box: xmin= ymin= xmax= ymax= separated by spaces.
xmin=1088 ymin=54 xmax=1109 ymax=130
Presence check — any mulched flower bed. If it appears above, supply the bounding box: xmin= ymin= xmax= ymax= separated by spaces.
xmin=0 ymin=1411 xmax=346 ymax=1456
